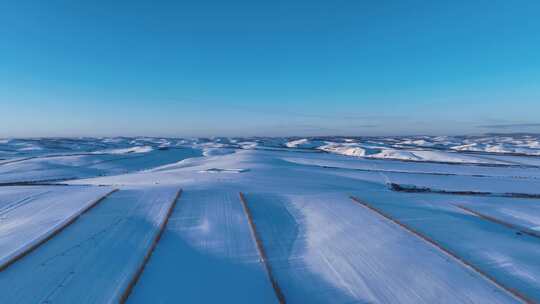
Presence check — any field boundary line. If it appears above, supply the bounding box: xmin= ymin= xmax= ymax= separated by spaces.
xmin=239 ymin=192 xmax=286 ymax=304
xmin=119 ymin=188 xmax=182 ymax=303
xmin=349 ymin=196 xmax=533 ymax=304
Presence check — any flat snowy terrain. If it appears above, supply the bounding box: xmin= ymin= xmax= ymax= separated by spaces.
xmin=0 ymin=135 xmax=539 ymax=303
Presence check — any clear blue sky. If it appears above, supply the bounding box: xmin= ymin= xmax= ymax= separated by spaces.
xmin=1 ymin=0 xmax=540 ymax=137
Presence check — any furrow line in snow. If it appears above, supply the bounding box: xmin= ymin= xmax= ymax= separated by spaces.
xmin=119 ymin=188 xmax=183 ymax=304
xmin=0 ymin=188 xmax=118 ymax=272
xmin=455 ymin=205 xmax=540 ymax=239
xmin=0 ymin=190 xmax=52 ymax=217
xmin=349 ymin=196 xmax=533 ymax=304
xmin=239 ymin=192 xmax=286 ymax=304
xmin=0 ymin=157 xmax=35 ymax=166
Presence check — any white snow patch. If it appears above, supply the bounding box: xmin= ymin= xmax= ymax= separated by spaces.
xmin=318 ymin=143 xmax=371 ymax=157
xmin=94 ymin=146 xmax=153 ymax=154
xmin=202 ymin=148 xmax=235 ymax=157
xmin=285 ymin=139 xmax=325 ymax=149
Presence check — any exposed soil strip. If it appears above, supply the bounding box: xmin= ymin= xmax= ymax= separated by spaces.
xmin=389 ymin=183 xmax=540 ymax=199
xmin=119 ymin=188 xmax=182 ymax=304
xmin=456 ymin=205 xmax=540 ymax=239
xmin=349 ymin=196 xmax=533 ymax=304
xmin=239 ymin=192 xmax=286 ymax=304
xmin=0 ymin=178 xmax=78 ymax=187
xmin=462 ymin=150 xmax=540 ymax=159
xmin=297 ymin=162 xmax=537 ymax=179
xmin=0 ymin=188 xmax=118 ymax=272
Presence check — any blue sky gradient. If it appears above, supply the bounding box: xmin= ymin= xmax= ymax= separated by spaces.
xmin=1 ymin=0 xmax=540 ymax=137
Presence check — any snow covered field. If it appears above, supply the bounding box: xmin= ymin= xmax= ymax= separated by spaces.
xmin=0 ymin=136 xmax=539 ymax=303
xmin=0 ymin=185 xmax=114 ymax=269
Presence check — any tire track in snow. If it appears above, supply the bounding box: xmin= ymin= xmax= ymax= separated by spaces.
xmin=349 ymin=196 xmax=533 ymax=304
xmin=239 ymin=192 xmax=286 ymax=304
xmin=0 ymin=190 xmax=52 ymax=218
xmin=0 ymin=188 xmax=118 ymax=272
xmin=119 ymin=188 xmax=182 ymax=304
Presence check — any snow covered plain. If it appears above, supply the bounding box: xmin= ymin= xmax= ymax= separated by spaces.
xmin=0 ymin=135 xmax=540 ymax=303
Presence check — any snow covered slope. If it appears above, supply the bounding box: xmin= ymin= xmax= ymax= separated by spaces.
xmin=0 ymin=147 xmax=201 ymax=184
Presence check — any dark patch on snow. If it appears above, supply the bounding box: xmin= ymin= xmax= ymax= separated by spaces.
xmin=388 ymin=183 xmax=540 ymax=199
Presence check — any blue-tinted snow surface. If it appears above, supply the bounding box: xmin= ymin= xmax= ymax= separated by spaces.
xmin=0 ymin=185 xmax=113 ymax=268
xmin=353 ymin=189 xmax=540 ymax=302
xmin=244 ymin=192 xmax=519 ymax=303
xmin=1 ymin=136 xmax=540 ymax=303
xmin=0 ymin=146 xmax=201 ymax=183
xmin=0 ymin=186 xmax=179 ymax=303
xmin=128 ymin=189 xmax=277 ymax=304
